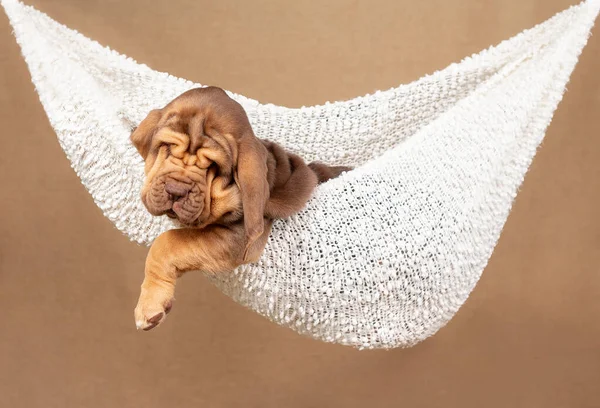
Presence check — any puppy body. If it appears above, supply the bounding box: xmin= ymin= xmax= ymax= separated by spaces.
xmin=130 ymin=87 xmax=350 ymax=330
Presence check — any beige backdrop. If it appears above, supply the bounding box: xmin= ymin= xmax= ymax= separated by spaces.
xmin=1 ymin=1 xmax=599 ymax=407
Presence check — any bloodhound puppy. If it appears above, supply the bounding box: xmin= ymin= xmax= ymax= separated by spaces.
xmin=130 ymin=86 xmax=351 ymax=331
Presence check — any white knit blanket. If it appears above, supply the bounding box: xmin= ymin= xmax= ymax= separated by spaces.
xmin=2 ymin=0 xmax=598 ymax=349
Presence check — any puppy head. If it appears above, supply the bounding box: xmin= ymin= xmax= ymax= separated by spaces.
xmin=131 ymin=87 xmax=269 ymax=258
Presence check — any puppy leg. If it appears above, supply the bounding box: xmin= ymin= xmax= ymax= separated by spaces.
xmin=134 ymin=220 xmax=273 ymax=331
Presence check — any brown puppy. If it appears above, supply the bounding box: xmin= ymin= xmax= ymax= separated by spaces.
xmin=130 ymin=86 xmax=350 ymax=331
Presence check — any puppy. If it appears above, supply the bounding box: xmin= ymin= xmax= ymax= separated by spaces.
xmin=130 ymin=86 xmax=350 ymax=331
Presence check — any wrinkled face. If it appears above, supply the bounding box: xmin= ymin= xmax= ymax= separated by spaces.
xmin=142 ymin=126 xmax=239 ymax=227
xmin=136 ymin=107 xmax=241 ymax=228
xmin=130 ymin=87 xmax=270 ymax=255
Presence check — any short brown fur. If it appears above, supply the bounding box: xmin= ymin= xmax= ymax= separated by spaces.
xmin=130 ymin=86 xmax=351 ymax=330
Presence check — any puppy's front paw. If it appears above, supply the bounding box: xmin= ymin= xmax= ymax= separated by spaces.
xmin=134 ymin=286 xmax=173 ymax=331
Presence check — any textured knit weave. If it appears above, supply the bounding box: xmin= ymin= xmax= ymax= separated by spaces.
xmin=2 ymin=0 xmax=598 ymax=349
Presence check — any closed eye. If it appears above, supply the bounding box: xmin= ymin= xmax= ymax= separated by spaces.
xmin=159 ymin=143 xmax=171 ymax=155
xmin=208 ymin=162 xmax=220 ymax=176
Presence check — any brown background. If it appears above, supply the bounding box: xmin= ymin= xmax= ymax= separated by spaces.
xmin=1 ymin=0 xmax=599 ymax=407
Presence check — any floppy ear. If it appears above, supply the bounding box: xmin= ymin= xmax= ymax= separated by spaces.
xmin=235 ymin=131 xmax=270 ymax=262
xmin=130 ymin=109 xmax=162 ymax=159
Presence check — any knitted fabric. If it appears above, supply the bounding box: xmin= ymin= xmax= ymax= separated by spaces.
xmin=2 ymin=0 xmax=598 ymax=349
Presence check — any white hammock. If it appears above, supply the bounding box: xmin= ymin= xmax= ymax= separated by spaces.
xmin=3 ymin=0 xmax=598 ymax=349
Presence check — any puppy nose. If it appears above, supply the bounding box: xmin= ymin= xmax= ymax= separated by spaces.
xmin=165 ymin=181 xmax=191 ymax=197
